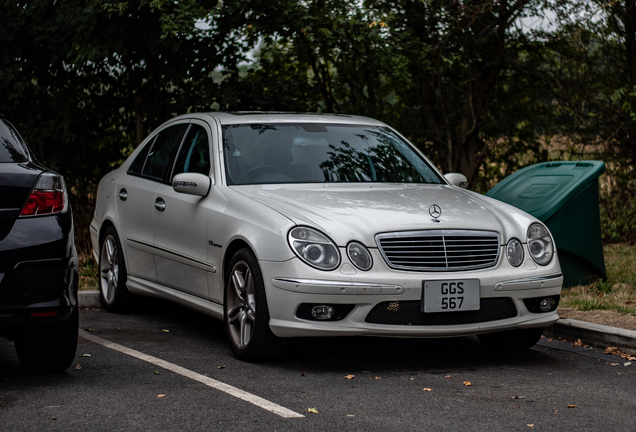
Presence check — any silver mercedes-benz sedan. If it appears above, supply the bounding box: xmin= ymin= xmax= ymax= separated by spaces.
xmin=90 ymin=112 xmax=562 ymax=361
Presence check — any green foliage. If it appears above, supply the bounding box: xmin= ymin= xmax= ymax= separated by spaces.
xmin=1 ymin=0 xmax=636 ymax=249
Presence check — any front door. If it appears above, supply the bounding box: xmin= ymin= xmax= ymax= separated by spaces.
xmin=153 ymin=121 xmax=215 ymax=299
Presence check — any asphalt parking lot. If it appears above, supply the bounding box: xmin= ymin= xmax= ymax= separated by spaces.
xmin=1 ymin=299 xmax=635 ymax=431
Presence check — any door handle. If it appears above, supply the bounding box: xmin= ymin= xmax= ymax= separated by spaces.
xmin=118 ymin=189 xmax=128 ymax=201
xmin=154 ymin=197 xmax=166 ymax=212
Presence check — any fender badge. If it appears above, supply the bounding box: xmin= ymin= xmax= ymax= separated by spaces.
xmin=429 ymin=204 xmax=442 ymax=223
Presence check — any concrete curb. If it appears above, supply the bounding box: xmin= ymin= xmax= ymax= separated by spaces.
xmin=78 ymin=290 xmax=100 ymax=309
xmin=545 ymin=318 xmax=636 ymax=355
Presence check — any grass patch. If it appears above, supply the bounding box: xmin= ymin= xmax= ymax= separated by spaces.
xmin=560 ymin=243 xmax=636 ymax=315
xmin=79 ymin=253 xmax=98 ymax=290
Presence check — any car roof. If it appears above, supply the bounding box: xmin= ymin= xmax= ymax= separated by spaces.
xmin=192 ymin=112 xmax=387 ymax=126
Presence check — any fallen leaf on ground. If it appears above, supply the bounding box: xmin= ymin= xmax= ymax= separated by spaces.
xmin=610 ymin=363 xmax=620 ymax=366
xmin=347 ymin=414 xmax=355 ymax=417
xmin=75 ymin=364 xmax=82 ymax=370
xmin=422 ymin=388 xmax=432 ymax=392
xmin=628 ymin=356 xmax=636 ymax=361
xmin=162 ymin=329 xmax=169 ymax=332
xmin=79 ymin=354 xmax=91 ymax=357
xmin=624 ymin=362 xmax=632 ymax=366
xmin=154 ymin=370 xmax=161 ymax=375
xmin=301 ymin=372 xmax=306 ymax=376
xmin=445 ymin=375 xmax=451 ymax=378
xmin=217 ymin=366 xmax=226 ymax=369
xmin=567 ymin=404 xmax=577 ymax=408
xmin=527 ymin=424 xmax=534 ymax=428
xmin=157 ymin=394 xmax=166 ymax=398
xmin=463 ymin=381 xmax=472 ymax=386
xmin=308 ymin=408 xmax=318 ymax=414
xmin=375 ymin=376 xmax=381 ymax=380
xmin=605 ymin=346 xmax=619 ymax=354
xmin=344 ymin=375 xmax=355 ymax=379
xmin=573 ymin=339 xmax=585 ymax=347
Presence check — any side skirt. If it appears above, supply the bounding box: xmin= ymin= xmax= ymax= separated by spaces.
xmin=126 ymin=276 xmax=224 ymax=321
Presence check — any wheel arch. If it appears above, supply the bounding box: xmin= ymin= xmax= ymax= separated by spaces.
xmin=222 ymin=238 xmax=254 ymax=282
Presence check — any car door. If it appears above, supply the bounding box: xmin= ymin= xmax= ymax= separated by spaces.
xmin=153 ymin=120 xmax=216 ymax=299
xmin=115 ymin=123 xmax=188 ymax=282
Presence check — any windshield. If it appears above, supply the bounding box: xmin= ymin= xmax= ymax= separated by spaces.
xmin=222 ymin=123 xmax=442 ymax=185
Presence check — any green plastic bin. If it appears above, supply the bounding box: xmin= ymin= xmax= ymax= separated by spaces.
xmin=486 ymin=161 xmax=606 ymax=287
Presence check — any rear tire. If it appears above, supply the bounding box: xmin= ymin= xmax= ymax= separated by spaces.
xmin=15 ymin=307 xmax=79 ymax=372
xmin=223 ymin=247 xmax=286 ymax=361
xmin=99 ymin=227 xmax=133 ymax=312
xmin=478 ymin=327 xmax=545 ymax=351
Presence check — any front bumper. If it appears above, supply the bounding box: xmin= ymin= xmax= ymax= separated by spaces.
xmin=260 ymin=251 xmax=563 ymax=338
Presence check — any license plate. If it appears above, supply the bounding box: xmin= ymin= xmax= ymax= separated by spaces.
xmin=422 ymin=279 xmax=480 ymax=313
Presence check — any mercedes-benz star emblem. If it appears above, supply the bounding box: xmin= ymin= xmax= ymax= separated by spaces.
xmin=429 ymin=204 xmax=442 ymax=223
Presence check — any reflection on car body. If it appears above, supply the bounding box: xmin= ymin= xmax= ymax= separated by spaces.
xmin=91 ymin=112 xmax=562 ymax=361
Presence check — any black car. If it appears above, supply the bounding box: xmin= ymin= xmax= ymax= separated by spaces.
xmin=0 ymin=114 xmax=78 ymax=372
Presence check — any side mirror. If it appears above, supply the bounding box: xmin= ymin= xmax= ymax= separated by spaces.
xmin=172 ymin=172 xmax=211 ymax=197
xmin=444 ymin=173 xmax=468 ymax=188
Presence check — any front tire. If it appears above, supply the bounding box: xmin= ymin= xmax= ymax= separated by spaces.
xmin=478 ymin=327 xmax=545 ymax=351
xmin=15 ymin=307 xmax=79 ymax=372
xmin=99 ymin=227 xmax=133 ymax=312
xmin=223 ymin=248 xmax=285 ymax=361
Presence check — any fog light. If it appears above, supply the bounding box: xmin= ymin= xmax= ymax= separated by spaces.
xmin=311 ymin=305 xmax=335 ymax=320
xmin=539 ymin=297 xmax=557 ymax=312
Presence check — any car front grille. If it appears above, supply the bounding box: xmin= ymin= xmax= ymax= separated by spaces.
xmin=375 ymin=230 xmax=500 ymax=271
xmin=365 ymin=298 xmax=517 ymax=325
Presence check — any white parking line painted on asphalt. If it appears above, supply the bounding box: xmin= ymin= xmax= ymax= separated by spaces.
xmin=79 ymin=330 xmax=304 ymax=419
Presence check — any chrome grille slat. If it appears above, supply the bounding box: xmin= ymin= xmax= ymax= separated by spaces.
xmin=376 ymin=230 xmax=500 ymax=271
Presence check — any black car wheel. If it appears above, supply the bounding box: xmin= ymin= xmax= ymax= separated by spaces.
xmin=14 ymin=307 xmax=79 ymax=372
xmin=223 ymin=248 xmax=285 ymax=361
xmin=477 ymin=327 xmax=545 ymax=351
xmin=99 ymin=227 xmax=133 ymax=312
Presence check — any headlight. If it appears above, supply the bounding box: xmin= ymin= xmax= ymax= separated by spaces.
xmin=506 ymin=238 xmax=524 ymax=267
xmin=288 ymin=227 xmax=340 ymax=270
xmin=346 ymin=242 xmax=373 ymax=271
xmin=527 ymin=223 xmax=554 ymax=265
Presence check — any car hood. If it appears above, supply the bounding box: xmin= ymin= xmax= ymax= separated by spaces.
xmin=232 ymin=184 xmax=535 ymax=246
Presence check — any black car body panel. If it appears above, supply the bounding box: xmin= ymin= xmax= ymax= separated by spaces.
xmin=0 ymin=115 xmax=78 ymax=343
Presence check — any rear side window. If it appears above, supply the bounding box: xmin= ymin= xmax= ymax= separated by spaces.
xmin=172 ymin=124 xmax=211 ymax=177
xmin=0 ymin=119 xmax=29 ymax=163
xmin=128 ymin=124 xmax=187 ymax=180
xmin=142 ymin=124 xmax=187 ymax=180
xmin=128 ymin=138 xmax=154 ymax=175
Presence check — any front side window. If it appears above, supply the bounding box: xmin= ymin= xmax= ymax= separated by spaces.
xmin=222 ymin=123 xmax=443 ymax=185
xmin=0 ymin=119 xmax=29 ymax=163
xmin=172 ymin=124 xmax=211 ymax=177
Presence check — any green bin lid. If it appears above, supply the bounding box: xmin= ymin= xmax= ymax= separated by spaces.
xmin=486 ymin=161 xmax=605 ymax=222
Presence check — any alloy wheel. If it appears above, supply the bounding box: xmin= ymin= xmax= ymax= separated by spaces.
xmin=226 ymin=261 xmax=256 ymax=349
xmin=100 ymin=235 xmax=119 ymax=304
